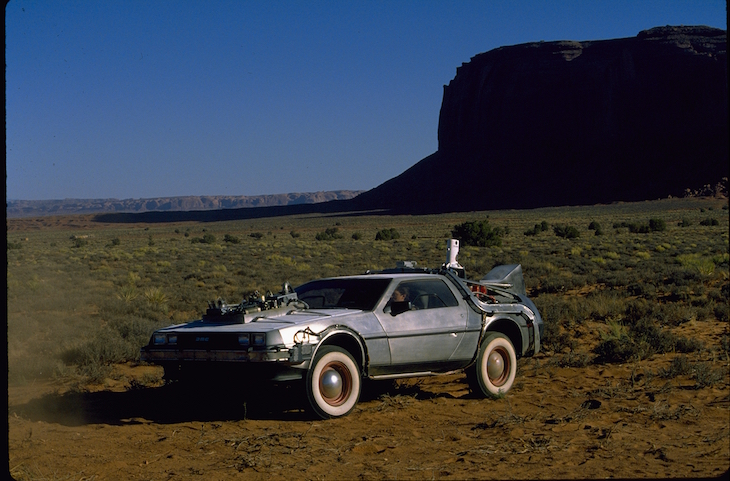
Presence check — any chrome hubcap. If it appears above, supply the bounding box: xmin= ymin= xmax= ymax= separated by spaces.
xmin=320 ymin=368 xmax=343 ymax=399
xmin=487 ymin=352 xmax=504 ymax=379
xmin=486 ymin=347 xmax=509 ymax=386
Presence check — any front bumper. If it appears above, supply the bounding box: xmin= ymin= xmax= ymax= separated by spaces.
xmin=140 ymin=342 xmax=315 ymax=364
xmin=140 ymin=348 xmax=292 ymax=363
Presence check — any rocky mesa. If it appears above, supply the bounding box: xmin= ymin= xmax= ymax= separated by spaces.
xmin=6 ymin=191 xmax=363 ymax=218
xmin=354 ymin=26 xmax=728 ymax=214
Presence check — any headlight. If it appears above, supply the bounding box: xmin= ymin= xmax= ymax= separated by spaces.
xmin=253 ymin=333 xmax=266 ymax=346
xmin=167 ymin=334 xmax=177 ymax=345
xmin=153 ymin=333 xmax=166 ymax=345
xmin=238 ymin=334 xmax=250 ymax=346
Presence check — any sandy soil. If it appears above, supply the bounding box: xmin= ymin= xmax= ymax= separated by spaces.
xmin=9 ymin=344 xmax=729 ymax=480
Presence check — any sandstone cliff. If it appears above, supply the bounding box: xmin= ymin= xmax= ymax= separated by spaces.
xmin=354 ymin=26 xmax=728 ymax=213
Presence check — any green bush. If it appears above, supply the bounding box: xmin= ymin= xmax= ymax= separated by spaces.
xmin=553 ymin=225 xmax=580 ymax=239
xmin=452 ymin=220 xmax=503 ymax=247
xmin=223 ymin=234 xmax=240 ymax=244
xmin=191 ymin=233 xmax=217 ymax=244
xmin=649 ymin=218 xmax=667 ymax=232
xmin=588 ymin=221 xmax=604 ymax=235
xmin=72 ymin=238 xmax=88 ymax=248
xmin=524 ymin=221 xmax=550 ymax=236
xmin=628 ymin=222 xmax=650 ymax=233
xmin=375 ymin=228 xmax=400 ymax=241
xmin=594 ymin=317 xmax=682 ymax=363
xmin=700 ymin=217 xmax=719 ymax=226
xmin=316 ymin=227 xmax=343 ymax=241
xmin=613 ymin=219 xmax=666 ymax=233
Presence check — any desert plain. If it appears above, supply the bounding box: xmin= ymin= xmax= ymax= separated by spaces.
xmin=7 ymin=198 xmax=730 ymax=480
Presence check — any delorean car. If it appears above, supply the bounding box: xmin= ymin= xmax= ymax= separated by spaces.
xmin=141 ymin=239 xmax=543 ymax=419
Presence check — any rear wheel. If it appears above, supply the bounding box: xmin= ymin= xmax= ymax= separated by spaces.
xmin=306 ymin=346 xmax=361 ymax=419
xmin=467 ymin=332 xmax=517 ymax=398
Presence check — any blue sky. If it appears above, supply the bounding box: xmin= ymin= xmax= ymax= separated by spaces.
xmin=6 ymin=0 xmax=726 ymax=201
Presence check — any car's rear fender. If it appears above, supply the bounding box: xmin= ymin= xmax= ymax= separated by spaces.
xmin=482 ymin=317 xmax=524 ymax=357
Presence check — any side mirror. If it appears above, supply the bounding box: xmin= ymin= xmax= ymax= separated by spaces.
xmin=390 ymin=300 xmax=412 ymax=316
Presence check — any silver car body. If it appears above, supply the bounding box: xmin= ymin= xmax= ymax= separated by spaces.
xmin=141 ymin=263 xmax=543 ymax=383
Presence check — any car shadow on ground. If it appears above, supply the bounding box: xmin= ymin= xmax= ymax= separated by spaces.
xmin=9 ymin=382 xmax=314 ymax=426
xmin=10 ymin=377 xmax=476 ymax=427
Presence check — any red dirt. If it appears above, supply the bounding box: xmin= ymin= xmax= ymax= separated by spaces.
xmin=9 ymin=347 xmax=729 ymax=480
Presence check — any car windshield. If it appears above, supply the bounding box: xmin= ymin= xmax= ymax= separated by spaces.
xmin=295 ymin=278 xmax=392 ymax=311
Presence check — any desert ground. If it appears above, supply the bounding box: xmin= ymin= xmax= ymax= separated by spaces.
xmin=7 ymin=200 xmax=730 ymax=480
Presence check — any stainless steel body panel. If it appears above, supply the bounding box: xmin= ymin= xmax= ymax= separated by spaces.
xmin=141 ymin=260 xmax=543 ymax=385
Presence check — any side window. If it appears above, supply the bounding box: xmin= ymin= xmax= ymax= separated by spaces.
xmin=387 ymin=279 xmax=458 ymax=311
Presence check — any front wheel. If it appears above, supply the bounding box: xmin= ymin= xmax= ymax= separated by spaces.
xmin=306 ymin=346 xmax=361 ymax=419
xmin=467 ymin=332 xmax=517 ymax=398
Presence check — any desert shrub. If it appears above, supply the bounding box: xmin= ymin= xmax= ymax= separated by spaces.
xmin=614 ymin=219 xmax=666 ymax=233
xmin=452 ymin=220 xmax=503 ymax=247
xmin=675 ymin=336 xmax=704 ymax=353
xmin=714 ymin=303 xmax=729 ymax=323
xmin=587 ymin=221 xmax=604 ymax=235
xmin=631 ymin=317 xmax=677 ymax=353
xmin=143 ymin=287 xmax=169 ymax=307
xmin=7 ymin=241 xmax=22 ymax=250
xmin=628 ymin=222 xmax=650 ymax=233
xmin=62 ymin=330 xmax=134 ymax=381
xmin=594 ymin=322 xmax=637 ymax=363
xmin=72 ymin=238 xmax=88 ymax=248
xmin=524 ymin=221 xmax=550 ymax=236
xmin=224 ymin=234 xmax=240 ymax=244
xmin=693 ymin=362 xmax=723 ymax=388
xmin=250 ymin=232 xmax=264 ymax=239
xmin=677 ymin=219 xmax=692 ymax=227
xmin=553 ymin=225 xmax=580 ymax=239
xmin=594 ymin=318 xmax=678 ymax=363
xmin=352 ymin=232 xmax=363 ymax=240
xmin=720 ymin=334 xmax=730 ymax=358
xmin=290 ymin=231 xmax=300 ymax=238
xmin=627 ymin=282 xmax=657 ymax=300
xmin=649 ymin=218 xmax=666 ymax=232
xmin=676 ymin=254 xmax=715 ymax=276
xmin=117 ymin=285 xmax=139 ymax=302
xmin=191 ymin=233 xmax=217 ymax=244
xmin=700 ymin=217 xmax=719 ymax=226
xmin=375 ymin=228 xmax=400 ymax=241
xmin=316 ymin=227 xmax=343 ymax=241
xmin=588 ymin=221 xmax=600 ymax=231
xmin=658 ymin=355 xmax=692 ymax=378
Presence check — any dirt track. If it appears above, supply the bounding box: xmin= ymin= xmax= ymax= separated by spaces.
xmin=9 ymin=350 xmax=729 ymax=480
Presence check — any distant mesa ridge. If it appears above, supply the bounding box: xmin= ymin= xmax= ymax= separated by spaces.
xmin=6 ymin=191 xmax=362 ymax=218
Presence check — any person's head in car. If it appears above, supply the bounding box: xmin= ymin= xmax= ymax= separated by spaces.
xmin=391 ymin=285 xmax=409 ymax=303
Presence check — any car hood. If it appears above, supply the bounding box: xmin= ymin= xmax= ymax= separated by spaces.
xmin=156 ymin=308 xmax=364 ymax=334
